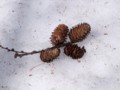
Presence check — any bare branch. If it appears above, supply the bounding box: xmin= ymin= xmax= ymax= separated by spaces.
xmin=0 ymin=42 xmax=75 ymax=58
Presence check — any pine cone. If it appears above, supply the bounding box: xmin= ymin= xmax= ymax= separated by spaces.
xmin=50 ymin=24 xmax=69 ymax=46
xmin=64 ymin=43 xmax=86 ymax=59
xmin=40 ymin=48 xmax=60 ymax=62
xmin=69 ymin=23 xmax=91 ymax=42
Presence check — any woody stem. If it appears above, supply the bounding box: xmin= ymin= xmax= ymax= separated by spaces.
xmin=0 ymin=41 xmax=75 ymax=58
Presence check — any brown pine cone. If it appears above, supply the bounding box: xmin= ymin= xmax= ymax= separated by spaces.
xmin=64 ymin=43 xmax=86 ymax=59
xmin=69 ymin=23 xmax=91 ymax=42
xmin=50 ymin=24 xmax=69 ymax=46
xmin=40 ymin=48 xmax=60 ymax=62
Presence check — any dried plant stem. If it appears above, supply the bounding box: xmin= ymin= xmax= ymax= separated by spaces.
xmin=0 ymin=42 xmax=75 ymax=58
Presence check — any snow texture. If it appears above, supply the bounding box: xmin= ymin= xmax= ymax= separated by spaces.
xmin=0 ymin=0 xmax=120 ymax=90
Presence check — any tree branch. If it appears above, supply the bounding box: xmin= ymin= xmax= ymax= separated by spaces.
xmin=0 ymin=42 xmax=75 ymax=58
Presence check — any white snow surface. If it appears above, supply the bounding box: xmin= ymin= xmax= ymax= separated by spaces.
xmin=0 ymin=0 xmax=120 ymax=90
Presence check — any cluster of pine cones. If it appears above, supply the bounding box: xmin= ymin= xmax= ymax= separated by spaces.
xmin=40 ymin=23 xmax=91 ymax=62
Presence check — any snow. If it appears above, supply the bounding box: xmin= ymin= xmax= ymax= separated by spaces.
xmin=0 ymin=0 xmax=120 ymax=90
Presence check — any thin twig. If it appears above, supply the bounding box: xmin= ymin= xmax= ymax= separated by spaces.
xmin=0 ymin=42 xmax=75 ymax=58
